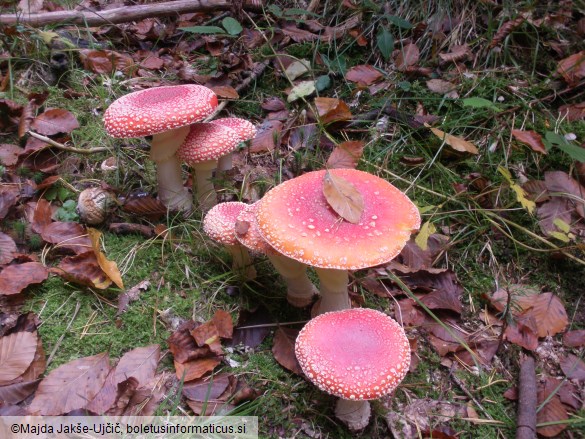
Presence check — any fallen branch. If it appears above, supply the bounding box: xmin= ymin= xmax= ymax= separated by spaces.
xmin=516 ymin=355 xmax=537 ymax=439
xmin=0 ymin=0 xmax=262 ymax=27
xmin=28 ymin=131 xmax=110 ymax=155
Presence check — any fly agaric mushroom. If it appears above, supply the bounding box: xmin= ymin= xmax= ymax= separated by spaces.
xmin=295 ymin=308 xmax=410 ymax=430
xmin=176 ymin=123 xmax=241 ymax=211
xmin=210 ymin=117 xmax=256 ymax=172
xmin=235 ymin=202 xmax=318 ymax=307
xmin=256 ymin=169 xmax=420 ymax=315
xmin=103 ymin=84 xmax=217 ymax=213
xmin=203 ymin=201 xmax=256 ymax=281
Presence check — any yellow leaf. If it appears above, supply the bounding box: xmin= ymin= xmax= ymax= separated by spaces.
xmin=426 ymin=124 xmax=479 ymax=154
xmin=322 ymin=171 xmax=364 ymax=224
xmin=415 ymin=221 xmax=436 ymax=251
xmin=553 ymin=218 xmax=571 ymax=233
xmin=498 ymin=166 xmax=535 ymax=213
xmin=549 ymin=231 xmax=570 ymax=243
xmin=88 ymin=228 xmax=124 ymax=290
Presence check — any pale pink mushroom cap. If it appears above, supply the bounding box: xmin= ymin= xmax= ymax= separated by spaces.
xmin=235 ymin=202 xmax=276 ymax=255
xmin=103 ymin=85 xmax=218 ymax=138
xmin=176 ymin=123 xmax=241 ymax=164
xmin=295 ymin=308 xmax=411 ymax=400
xmin=203 ymin=202 xmax=247 ymax=245
xmin=257 ymin=169 xmax=421 ymax=270
xmin=211 ymin=117 xmax=257 ymax=141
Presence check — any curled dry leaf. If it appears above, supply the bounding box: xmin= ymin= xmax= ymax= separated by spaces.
xmin=272 ymin=327 xmax=303 ymax=375
xmin=322 ymin=171 xmax=365 ymax=224
xmin=29 ymin=352 xmax=111 ymax=416
xmin=54 ymin=252 xmax=112 ymax=289
xmin=0 ymin=331 xmax=38 ymax=385
xmin=212 ymin=309 xmax=233 ymax=339
xmin=511 ymin=129 xmax=547 ymax=154
xmin=0 ymin=262 xmax=49 ymax=295
xmin=88 ymin=228 xmax=124 ymax=290
xmin=31 ymin=108 xmax=80 ymax=136
xmin=438 ymin=44 xmax=471 ymax=64
xmin=210 ymin=85 xmax=239 ymax=99
xmin=426 ymin=124 xmax=479 ymax=154
xmin=174 ymin=357 xmax=221 ymax=382
xmin=314 ymin=97 xmax=352 ymax=125
xmin=0 ymin=232 xmax=17 ymax=265
xmin=326 ymin=140 xmax=365 ymax=169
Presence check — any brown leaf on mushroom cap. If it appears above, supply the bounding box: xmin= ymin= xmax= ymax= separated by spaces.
xmin=322 ymin=171 xmax=364 ymax=224
xmin=31 ymin=108 xmax=79 ymax=136
xmin=0 ymin=262 xmax=49 ymax=295
xmin=326 ymin=140 xmax=365 ymax=169
xmin=0 ymin=331 xmax=38 ymax=385
xmin=511 ymin=130 xmax=547 ymax=154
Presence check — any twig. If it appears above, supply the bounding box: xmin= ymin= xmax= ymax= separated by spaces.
xmin=27 ymin=131 xmax=110 ymax=155
xmin=516 ymin=355 xmax=537 ymax=439
xmin=46 ymin=301 xmax=81 ymax=366
xmin=496 ymin=286 xmax=512 ymax=355
xmin=0 ymin=0 xmax=262 ymax=27
xmin=449 ymin=368 xmax=494 ymax=421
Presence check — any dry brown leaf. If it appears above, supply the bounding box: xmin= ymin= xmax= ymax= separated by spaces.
xmin=18 ymin=0 xmax=44 ymax=13
xmin=79 ymin=49 xmax=134 ymax=75
xmin=19 ymin=334 xmax=46 ymax=382
xmin=212 ymin=309 xmax=233 ymax=339
xmin=345 ymin=64 xmax=383 ymax=86
xmin=0 ymin=331 xmax=38 ymax=384
xmin=88 ymin=228 xmax=124 ymax=290
xmin=326 ymin=140 xmax=365 ymax=169
xmin=396 ymin=43 xmax=420 ymax=71
xmin=54 ymin=252 xmax=112 ymax=289
xmin=558 ymin=102 xmax=585 ymax=121
xmin=438 ymin=44 xmax=471 ymax=63
xmin=427 ymin=124 xmax=479 ymax=154
xmin=0 ymin=185 xmax=21 ymax=220
xmin=544 ymin=171 xmax=585 ymax=218
xmin=191 ymin=321 xmax=223 ymax=356
xmin=182 ymin=372 xmax=233 ymax=401
xmin=314 ymin=97 xmax=352 ymax=124
xmin=174 ymin=357 xmax=221 ymax=382
xmin=426 ymin=79 xmax=457 ymax=94
xmin=29 ymin=352 xmax=111 ymax=415
xmin=0 ymin=144 xmax=22 ymax=167
xmin=40 ymin=221 xmax=91 ymax=254
xmin=122 ymin=195 xmax=166 ymax=221
xmin=18 ymin=101 xmax=35 ymax=140
xmin=488 ymin=17 xmax=526 ymax=49
xmin=559 ymin=354 xmax=585 ymax=381
xmin=563 ymin=329 xmax=585 ymax=348
xmin=272 ymin=327 xmax=302 ymax=375
xmin=556 ymin=51 xmax=585 ymax=86
xmin=537 ymin=378 xmax=568 ymax=437
xmin=250 ymin=120 xmax=283 ymax=153
xmin=210 ymin=85 xmax=239 ymax=99
xmin=322 ymin=171 xmax=364 ymax=224
xmin=31 ymin=108 xmax=79 ymax=136
xmin=168 ymin=321 xmax=212 ymax=364
xmin=0 ymin=378 xmax=41 ymax=404
xmin=511 ymin=129 xmax=547 ymax=154
xmin=117 ymin=280 xmax=150 ymax=315
xmin=0 ymin=262 xmax=49 ymax=295
xmin=0 ymin=232 xmax=17 ymax=265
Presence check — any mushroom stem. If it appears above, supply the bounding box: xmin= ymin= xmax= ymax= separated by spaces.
xmin=150 ymin=126 xmax=192 ymax=213
xmin=226 ymin=244 xmax=256 ymax=281
xmin=267 ymin=253 xmax=318 ymax=307
xmin=217 ymin=153 xmax=233 ymax=172
xmin=334 ymin=399 xmax=371 ymax=431
xmin=192 ymin=159 xmax=218 ymax=211
xmin=313 ymin=268 xmax=350 ymax=315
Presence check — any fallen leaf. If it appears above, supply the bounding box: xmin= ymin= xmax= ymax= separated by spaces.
xmin=288 ymin=124 xmax=319 ymax=151
xmin=504 ymin=312 xmax=539 ymax=350
xmin=54 ymin=252 xmax=112 ymax=289
xmin=79 ymin=49 xmax=134 ymax=74
xmin=287 ymin=80 xmax=316 ymax=103
xmin=29 ymin=352 xmax=111 ymax=415
xmin=345 ymin=64 xmax=383 ymax=86
xmin=0 ymin=144 xmax=22 ymax=166
xmin=426 ymin=79 xmax=457 ymax=94
xmin=396 ymin=43 xmax=420 ymax=71
xmin=228 ymin=306 xmax=273 ymax=348
xmin=88 ymin=228 xmax=124 ymax=290
xmin=427 ymin=124 xmax=479 ymax=154
xmin=0 ymin=262 xmax=49 ymax=295
xmin=284 ymin=59 xmax=311 ymax=81
xmin=117 ymin=280 xmax=150 ymax=315
xmin=559 ymin=354 xmax=585 ymax=381
xmin=556 ymin=51 xmax=585 ymax=86
xmin=415 ymin=221 xmax=437 ymax=251
xmin=322 ymin=171 xmax=364 ymax=224
xmin=0 ymin=378 xmax=41 ymax=404
xmin=139 ymin=54 xmax=164 ymax=70
xmin=18 ymin=0 xmax=43 ymax=14
xmin=0 ymin=185 xmax=21 ymax=220
xmin=498 ymin=166 xmax=536 ymax=213
xmin=537 ymin=377 xmax=568 ymax=437
xmin=122 ymin=195 xmax=167 ymax=221
xmin=558 ymin=102 xmax=585 ymax=121
xmin=0 ymin=331 xmax=38 ymax=384
xmin=0 ymin=232 xmax=17 ymax=265
xmin=212 ymin=310 xmax=233 ymax=339
xmin=314 ymin=97 xmax=352 ymax=124
xmin=439 ymin=44 xmax=471 ymax=63
xmin=19 ymin=334 xmax=46 ymax=382
xmin=174 ymin=357 xmax=221 ymax=382
xmin=326 ymin=140 xmax=365 ymax=169
xmin=537 ymin=197 xmax=574 ymax=237
xmin=398 ymin=235 xmax=449 ymax=270
xmin=511 ymin=129 xmax=547 ymax=154
xmin=272 ymin=327 xmax=303 ymax=375
xmin=544 ymin=171 xmax=585 ymax=218
xmin=31 ymin=108 xmax=79 ymax=136
xmin=40 ymin=221 xmax=91 ymax=254
xmin=209 ymin=85 xmax=239 ymax=99
xmin=182 ymin=372 xmax=234 ymax=402
xmin=250 ymin=120 xmax=283 ymax=153
xmin=261 ymin=97 xmax=286 ymax=112
xmin=191 ymin=321 xmax=222 ymax=355
xmin=563 ymin=329 xmax=585 ymax=348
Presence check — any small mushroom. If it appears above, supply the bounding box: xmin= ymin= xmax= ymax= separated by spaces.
xmin=176 ymin=123 xmax=240 ymax=211
xmin=77 ymin=187 xmax=117 ymax=225
xmin=103 ymin=84 xmax=217 ymax=213
xmin=235 ymin=202 xmax=318 ymax=307
xmin=256 ymin=169 xmax=420 ymax=315
xmin=203 ymin=202 xmax=256 ymax=281
xmin=295 ymin=308 xmax=411 ymax=431
xmin=210 ymin=117 xmax=257 ymax=172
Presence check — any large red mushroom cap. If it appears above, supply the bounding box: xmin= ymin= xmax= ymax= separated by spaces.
xmin=176 ymin=123 xmax=241 ymax=164
xmin=257 ymin=169 xmax=421 ymax=270
xmin=210 ymin=117 xmax=257 ymax=142
xmin=295 ymin=308 xmax=410 ymax=400
xmin=103 ymin=85 xmax=217 ymax=138
xmin=203 ymin=202 xmax=247 ymax=245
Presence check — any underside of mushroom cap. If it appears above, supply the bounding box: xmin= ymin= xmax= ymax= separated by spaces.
xmin=235 ymin=202 xmax=277 ymax=255
xmin=104 ymin=84 xmax=217 ymax=138
xmin=176 ymin=123 xmax=241 ymax=164
xmin=203 ymin=202 xmax=248 ymax=245
xmin=257 ymin=169 xmax=421 ymax=270
xmin=295 ymin=308 xmax=411 ymax=400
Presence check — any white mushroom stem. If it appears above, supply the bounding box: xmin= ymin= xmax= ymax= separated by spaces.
xmin=313 ymin=268 xmax=351 ymax=315
xmin=226 ymin=244 xmax=256 ymax=281
xmin=217 ymin=153 xmax=233 ymax=172
xmin=335 ymin=399 xmax=371 ymax=431
xmin=267 ymin=253 xmax=318 ymax=307
xmin=150 ymin=126 xmax=192 ymax=213
xmin=192 ymin=159 xmax=218 ymax=212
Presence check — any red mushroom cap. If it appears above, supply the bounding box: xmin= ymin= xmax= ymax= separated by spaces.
xmin=257 ymin=169 xmax=421 ymax=270
xmin=210 ymin=117 xmax=257 ymax=142
xmin=203 ymin=202 xmax=248 ymax=245
xmin=176 ymin=123 xmax=241 ymax=164
xmin=295 ymin=308 xmax=411 ymax=400
xmin=103 ymin=85 xmax=217 ymax=138
xmin=235 ymin=202 xmax=277 ymax=255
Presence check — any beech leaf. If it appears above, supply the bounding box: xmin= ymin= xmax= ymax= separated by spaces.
xmin=272 ymin=328 xmax=303 ymax=375
xmin=0 ymin=262 xmax=49 ymax=295
xmin=322 ymin=171 xmax=364 ymax=224
xmin=0 ymin=331 xmax=38 ymax=384
xmin=511 ymin=129 xmax=547 ymax=154
xmin=426 ymin=124 xmax=479 ymax=154
xmin=326 ymin=140 xmax=365 ymax=169
xmin=88 ymin=228 xmax=124 ymax=290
